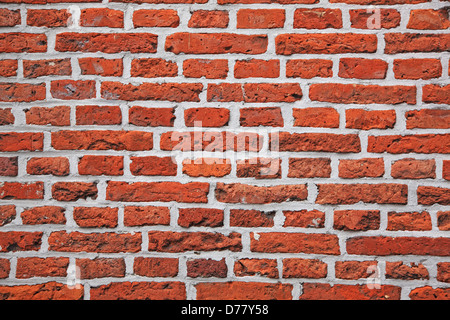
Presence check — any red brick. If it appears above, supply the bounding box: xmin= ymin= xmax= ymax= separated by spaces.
xmin=394 ymin=59 xmax=442 ymax=79
xmin=335 ymin=261 xmax=378 ymax=280
xmin=0 ymin=60 xmax=18 ymax=77
xmin=178 ymin=208 xmax=224 ymax=228
xmin=219 ymin=0 xmax=317 ymax=2
xmin=406 ymin=109 xmax=450 ymax=129
xmin=27 ymin=157 xmax=70 ymax=176
xmin=188 ymin=10 xmax=229 ymax=28
xmin=148 ymin=231 xmax=242 ymax=252
xmin=0 ymin=132 xmax=43 ymax=151
xmin=161 ymin=131 xmax=263 ymax=152
xmin=51 ymin=80 xmax=96 ymax=100
xmin=368 ymin=134 xmax=449 ymax=154
xmin=244 ymin=83 xmax=302 ymax=102
xmin=316 ymin=184 xmax=408 ymax=205
xmin=410 ymin=286 xmax=450 ymax=300
xmin=48 ymin=231 xmax=141 ymax=253
xmin=196 ymin=282 xmax=292 ymax=300
xmin=130 ymin=156 xmax=177 ymax=176
xmin=437 ymin=263 xmax=450 ymax=283
xmin=80 ymin=8 xmax=124 ymax=28
xmin=131 ymin=58 xmax=178 ymax=78
xmin=350 ymin=9 xmax=401 ymax=29
xmin=78 ymin=155 xmax=123 ymax=176
xmin=101 ymin=82 xmax=202 ymax=102
xmin=134 ymin=257 xmax=178 ymax=277
xmin=230 ymin=209 xmax=275 ymax=228
xmin=56 ymin=32 xmax=157 ymax=53
xmin=334 ymin=210 xmax=380 ymax=231
xmin=0 ymin=205 xmax=15 ymax=226
xmin=187 ymin=258 xmax=227 ymax=278
xmin=21 ymin=206 xmax=66 ymax=225
xmin=77 ymin=258 xmax=125 ymax=279
xmin=27 ymin=9 xmax=70 ymax=27
xmin=23 ymin=59 xmax=71 ymax=78
xmin=107 ymin=181 xmax=209 ymax=203
xmin=272 ymin=132 xmax=361 ymax=153
xmin=0 ymin=33 xmax=47 ymax=53
xmin=90 ymin=282 xmax=185 ymax=300
xmin=52 ymin=182 xmax=97 ymax=201
xmin=338 ymin=158 xmax=384 ymax=178
xmin=385 ymin=33 xmax=450 ymax=54
xmin=339 ymin=58 xmax=388 ymax=79
xmin=185 ymin=108 xmax=229 ymax=127
xmin=0 ymin=232 xmax=42 ymax=252
xmin=52 ymin=130 xmax=153 ymax=151
xmin=294 ymin=8 xmax=342 ymax=29
xmin=0 ymin=182 xmax=44 ymax=200
xmin=207 ymin=83 xmax=243 ymax=102
xmin=16 ymin=257 xmax=69 ymax=279
xmin=391 ymin=159 xmax=435 ymax=179
xmin=0 ymin=157 xmax=18 ymax=176
xmin=0 ymin=9 xmax=20 ymax=27
xmin=216 ymin=183 xmax=307 ymax=204
xmin=129 ymin=106 xmax=175 ymax=127
xmin=0 ymin=259 xmax=9 ymax=279
xmin=234 ymin=259 xmax=278 ymax=278
xmin=73 ymin=207 xmax=118 ymax=228
xmin=250 ymin=232 xmax=340 ymax=255
xmin=76 ymin=105 xmax=121 ymax=125
xmin=237 ymin=9 xmax=285 ymax=29
xmin=166 ymin=33 xmax=268 ymax=54
xmin=407 ymin=9 xmax=450 ymax=30
xmin=6 ymin=0 xmax=100 ymax=2
xmin=437 ymin=211 xmax=450 ymax=231
xmin=133 ymin=9 xmax=179 ymax=28
xmin=330 ymin=0 xmax=428 ymax=4
xmin=78 ymin=58 xmax=123 ymax=77
xmin=423 ymin=84 xmax=450 ymax=104
xmin=25 ymin=106 xmax=70 ymax=126
xmin=286 ymin=59 xmax=333 ymax=78
xmin=276 ymin=33 xmax=377 ymax=54
xmin=0 ymin=83 xmax=46 ymax=102
xmin=293 ymin=107 xmax=339 ymax=128
xmin=239 ymin=107 xmax=283 ymax=127
xmin=445 ymin=161 xmax=450 ymax=181
xmin=0 ymin=109 xmax=14 ymax=125
xmin=234 ymin=59 xmax=280 ymax=78
xmin=386 ymin=262 xmax=429 ymax=280
xmin=310 ymin=83 xmax=416 ymax=104
xmin=347 ymin=236 xmax=450 ymax=256
xmin=113 ymin=0 xmax=206 ymax=2
xmin=124 ymin=206 xmax=170 ymax=226
xmin=283 ymin=258 xmax=327 ymax=278
xmin=288 ymin=158 xmax=331 ymax=178
xmin=283 ymin=210 xmax=325 ymax=228
xmin=299 ymin=283 xmax=400 ymax=300
xmin=0 ymin=282 xmax=83 ymax=300
xmin=417 ymin=186 xmax=450 ymax=205
xmin=182 ymin=158 xmax=231 ymax=177
xmin=183 ymin=59 xmax=228 ymax=79
xmin=236 ymin=158 xmax=281 ymax=179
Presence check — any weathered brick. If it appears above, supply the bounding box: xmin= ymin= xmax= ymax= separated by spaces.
xmin=196 ymin=282 xmax=292 ymax=300
xmin=148 ymin=231 xmax=242 ymax=252
xmin=250 ymin=232 xmax=340 ymax=255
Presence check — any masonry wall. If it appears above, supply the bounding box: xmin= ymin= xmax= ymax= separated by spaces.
xmin=0 ymin=0 xmax=449 ymax=300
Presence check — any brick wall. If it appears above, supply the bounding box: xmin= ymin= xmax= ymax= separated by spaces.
xmin=0 ymin=0 xmax=449 ymax=300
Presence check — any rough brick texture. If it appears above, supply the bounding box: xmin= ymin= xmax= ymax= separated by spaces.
xmin=0 ymin=0 xmax=448 ymax=302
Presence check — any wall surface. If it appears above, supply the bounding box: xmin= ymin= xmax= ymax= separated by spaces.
xmin=0 ymin=0 xmax=449 ymax=300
